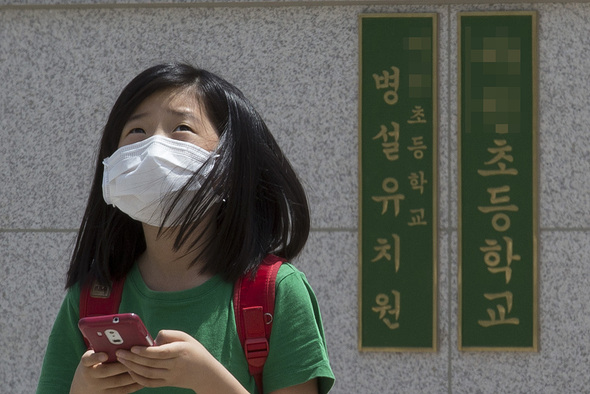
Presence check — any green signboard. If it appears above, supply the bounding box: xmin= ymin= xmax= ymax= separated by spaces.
xmin=359 ymin=14 xmax=437 ymax=351
xmin=459 ymin=12 xmax=538 ymax=351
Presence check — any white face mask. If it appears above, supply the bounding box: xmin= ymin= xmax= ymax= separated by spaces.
xmin=102 ymin=135 xmax=215 ymax=227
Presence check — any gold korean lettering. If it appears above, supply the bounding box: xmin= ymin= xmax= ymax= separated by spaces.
xmin=478 ymin=186 xmax=519 ymax=232
xmin=408 ymin=171 xmax=427 ymax=194
xmin=478 ymin=291 xmax=520 ymax=327
xmin=407 ymin=105 xmax=427 ymax=124
xmin=407 ymin=136 xmax=427 ymax=159
xmin=373 ymin=121 xmax=400 ymax=161
xmin=372 ymin=66 xmax=400 ymax=105
xmin=408 ymin=208 xmax=427 ymax=226
xmin=372 ymin=290 xmax=401 ymax=330
xmin=477 ymin=139 xmax=518 ymax=176
xmin=370 ymin=234 xmax=400 ymax=273
xmin=372 ymin=177 xmax=405 ymax=216
xmin=480 ymin=236 xmax=521 ymax=284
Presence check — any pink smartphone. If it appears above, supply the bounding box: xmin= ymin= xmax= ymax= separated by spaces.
xmin=78 ymin=313 xmax=154 ymax=363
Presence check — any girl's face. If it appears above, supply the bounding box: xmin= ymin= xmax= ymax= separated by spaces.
xmin=118 ymin=88 xmax=219 ymax=151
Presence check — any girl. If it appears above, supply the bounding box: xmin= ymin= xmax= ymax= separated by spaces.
xmin=37 ymin=63 xmax=334 ymax=393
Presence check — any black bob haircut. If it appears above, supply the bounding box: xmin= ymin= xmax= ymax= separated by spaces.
xmin=66 ymin=63 xmax=310 ymax=288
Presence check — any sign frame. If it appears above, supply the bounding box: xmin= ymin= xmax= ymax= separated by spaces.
xmin=458 ymin=11 xmax=539 ymax=352
xmin=358 ymin=13 xmax=438 ymax=352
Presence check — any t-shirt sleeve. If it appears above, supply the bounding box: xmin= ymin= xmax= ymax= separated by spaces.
xmin=36 ymin=285 xmax=87 ymax=393
xmin=262 ymin=264 xmax=335 ymax=393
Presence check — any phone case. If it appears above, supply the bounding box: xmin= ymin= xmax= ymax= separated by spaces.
xmin=78 ymin=313 xmax=154 ymax=363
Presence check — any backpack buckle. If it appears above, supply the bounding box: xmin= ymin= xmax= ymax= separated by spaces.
xmin=90 ymin=281 xmax=111 ymax=298
xmin=244 ymin=337 xmax=269 ymax=368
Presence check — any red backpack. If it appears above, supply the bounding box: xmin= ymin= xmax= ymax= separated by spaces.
xmin=80 ymin=255 xmax=284 ymax=393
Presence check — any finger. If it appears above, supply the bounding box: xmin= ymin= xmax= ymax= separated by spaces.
xmin=118 ymin=356 xmax=168 ymax=384
xmin=81 ymin=350 xmax=108 ymax=367
xmin=127 ymin=370 xmax=167 ymax=389
xmin=154 ymin=329 xmax=193 ymax=345
xmin=98 ymin=370 xmax=139 ymax=389
xmin=90 ymin=362 xmax=132 ymax=380
xmin=126 ymin=342 xmax=183 ymax=361
xmin=117 ymin=347 xmax=176 ymax=369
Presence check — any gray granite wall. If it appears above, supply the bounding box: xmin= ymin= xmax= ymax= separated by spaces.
xmin=1 ymin=1 xmax=589 ymax=392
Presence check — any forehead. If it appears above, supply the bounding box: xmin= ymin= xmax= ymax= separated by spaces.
xmin=132 ymin=87 xmax=202 ymax=115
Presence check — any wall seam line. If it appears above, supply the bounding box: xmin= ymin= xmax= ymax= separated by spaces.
xmin=1 ymin=0 xmax=585 ymax=11
xmin=446 ymin=5 xmax=454 ymax=394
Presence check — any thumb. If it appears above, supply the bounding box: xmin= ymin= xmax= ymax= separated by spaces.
xmin=154 ymin=329 xmax=193 ymax=345
xmin=81 ymin=349 xmax=108 ymax=367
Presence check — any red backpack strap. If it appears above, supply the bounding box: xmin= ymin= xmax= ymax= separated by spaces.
xmin=79 ymin=278 xmax=126 ymax=347
xmin=233 ymin=255 xmax=284 ymax=393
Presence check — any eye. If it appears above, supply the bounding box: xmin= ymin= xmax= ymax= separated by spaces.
xmin=174 ymin=125 xmax=194 ymax=132
xmin=128 ymin=128 xmax=146 ymax=134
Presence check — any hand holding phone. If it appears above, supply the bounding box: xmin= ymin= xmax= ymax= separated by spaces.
xmin=78 ymin=313 xmax=154 ymax=363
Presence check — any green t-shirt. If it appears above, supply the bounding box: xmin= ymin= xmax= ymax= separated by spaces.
xmin=36 ymin=263 xmax=334 ymax=393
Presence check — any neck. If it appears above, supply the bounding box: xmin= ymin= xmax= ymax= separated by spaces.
xmin=137 ymin=223 xmax=214 ymax=292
